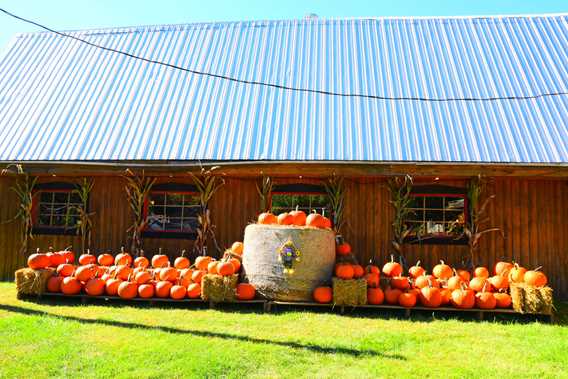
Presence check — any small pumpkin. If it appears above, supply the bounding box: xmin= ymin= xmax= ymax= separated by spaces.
xmin=155 ymin=281 xmax=173 ymax=298
xmin=195 ymin=256 xmax=212 ymax=271
xmin=289 ymin=208 xmax=307 ymax=226
xmin=451 ymin=287 xmax=475 ymax=309
xmin=174 ymin=256 xmax=190 ymax=270
xmin=419 ymin=286 xmax=442 ymax=308
xmin=474 ymin=266 xmax=490 ymax=279
xmin=384 ymin=287 xmax=402 ymax=305
xmin=105 ymin=278 xmax=123 ymax=296
xmin=97 ymin=253 xmax=114 ymax=267
xmin=524 ymin=269 xmax=547 ymax=287
xmin=138 ymin=283 xmax=155 ymax=298
xmin=135 ymin=271 xmax=152 ymax=284
xmin=231 ymin=242 xmax=244 ymax=256
xmin=60 ymin=249 xmax=75 ymax=264
xmin=117 ymin=281 xmax=138 ymax=299
xmin=207 ymin=261 xmax=219 ymax=275
xmin=115 ymin=265 xmax=132 ymax=281
xmin=398 ymin=291 xmax=417 ymax=308
xmin=134 ymin=255 xmax=150 ymax=269
xmin=494 ymin=292 xmax=512 ymax=308
xmin=217 ymin=261 xmax=235 ymax=276
xmin=408 ymin=260 xmax=425 ymax=279
xmin=336 ymin=242 xmax=352 ymax=256
xmin=414 ymin=273 xmax=439 ymax=289
xmin=390 ymin=276 xmax=410 ymax=290
xmin=432 ymin=260 xmax=452 ymax=280
xmin=352 ymin=264 xmax=365 ymax=278
xmin=114 ymin=247 xmax=132 ymax=266
xmin=191 ymin=270 xmax=206 ymax=284
xmin=475 ymin=291 xmax=496 ymax=309
xmin=187 ymin=283 xmax=201 ymax=298
xmin=508 ymin=263 xmax=527 ymax=283
xmin=365 ymin=273 xmax=380 ymax=288
xmin=179 ymin=268 xmax=193 ymax=287
xmin=488 ymin=274 xmax=509 ymax=290
xmin=75 ymin=264 xmax=97 ymax=282
xmin=306 ymin=212 xmax=324 ymax=228
xmin=85 ymin=278 xmax=106 ymax=296
xmin=170 ymin=285 xmax=187 ymax=300
xmin=47 ymin=276 xmax=63 ymax=292
xmin=78 ymin=253 xmax=96 ymax=266
xmin=440 ymin=288 xmax=452 ymax=305
xmin=367 ymin=287 xmax=384 ymax=305
xmin=277 ymin=212 xmax=294 ymax=225
xmin=258 ymin=212 xmax=278 ymax=225
xmin=61 ymin=277 xmax=82 ymax=295
xmin=56 ymin=263 xmax=75 ymax=277
xmin=27 ymin=253 xmax=50 ymax=270
xmin=494 ymin=261 xmax=513 ymax=276
xmin=320 ymin=214 xmax=332 ymax=229
xmin=447 ymin=270 xmax=464 ymax=291
xmin=335 ymin=264 xmax=355 ymax=280
xmin=313 ymin=286 xmax=332 ymax=303
xmin=151 ymin=254 xmax=170 ymax=268
xmin=48 ymin=251 xmax=65 ymax=267
xmin=457 ymin=269 xmax=471 ymax=282
xmin=236 ymin=283 xmax=256 ymax=300
xmin=366 ymin=264 xmax=380 ymax=275
xmin=382 ymin=255 xmax=402 ymax=278
xmin=230 ymin=257 xmax=241 ymax=273
xmin=159 ymin=267 xmax=179 ymax=282
xmin=469 ymin=276 xmax=490 ymax=292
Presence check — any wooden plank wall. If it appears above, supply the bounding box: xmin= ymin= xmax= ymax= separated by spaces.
xmin=0 ymin=175 xmax=566 ymax=298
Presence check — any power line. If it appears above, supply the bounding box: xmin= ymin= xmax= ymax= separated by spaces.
xmin=1 ymin=7 xmax=567 ymax=103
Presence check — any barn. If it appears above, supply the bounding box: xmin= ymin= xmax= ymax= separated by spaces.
xmin=0 ymin=15 xmax=566 ymax=298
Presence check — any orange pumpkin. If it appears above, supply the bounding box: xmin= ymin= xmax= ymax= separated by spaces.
xmin=151 ymin=254 xmax=170 ymax=268
xmin=398 ymin=292 xmax=417 ymax=308
xmin=352 ymin=264 xmax=365 ymax=278
xmin=508 ymin=263 xmax=527 ymax=283
xmin=179 ymin=268 xmax=193 ymax=287
xmin=447 ymin=271 xmax=464 ymax=291
xmin=135 ymin=271 xmax=152 ymax=284
xmin=61 ymin=249 xmax=75 ymax=264
xmin=230 ymin=258 xmax=241 ymax=273
xmin=187 ymin=283 xmax=201 ymax=298
xmin=47 ymin=276 xmax=63 ymax=292
xmin=289 ymin=209 xmax=307 ymax=226
xmin=457 ymin=269 xmax=471 ymax=282
xmin=474 ymin=267 xmax=490 ymax=279
xmin=306 ymin=212 xmax=324 ymax=228
xmin=408 ymin=260 xmax=425 ymax=279
xmin=258 ymin=212 xmax=278 ymax=225
xmin=61 ymin=277 xmax=82 ymax=295
xmin=114 ymin=249 xmax=132 ymax=266
xmin=138 ymin=283 xmax=155 ymax=298
xmin=174 ymin=256 xmax=190 ymax=270
xmin=313 ymin=286 xmax=332 ymax=303
xmin=440 ymin=288 xmax=452 ymax=305
xmin=451 ymin=287 xmax=475 ymax=309
xmin=382 ymin=256 xmax=402 ymax=278
xmin=134 ymin=256 xmax=150 ymax=269
xmin=170 ymin=285 xmax=187 ymax=300
xmin=85 ymin=278 xmax=106 ymax=296
xmin=494 ymin=292 xmax=512 ymax=308
xmin=277 ymin=212 xmax=294 ymax=225
xmin=48 ymin=252 xmax=65 ymax=267
xmin=365 ymin=273 xmax=380 ymax=288
xmin=414 ymin=274 xmax=439 ymax=289
xmin=524 ymin=269 xmax=547 ymax=287
xmin=391 ymin=276 xmax=410 ymax=290
xmin=75 ymin=264 xmax=97 ymax=282
xmin=115 ymin=265 xmax=132 ymax=281
xmin=384 ymin=287 xmax=402 ymax=304
xmin=367 ymin=287 xmax=384 ymax=305
xmin=469 ymin=277 xmax=489 ymax=292
xmin=117 ymin=281 xmax=138 ymax=299
xmin=494 ymin=261 xmax=513 ymax=276
xmin=78 ymin=254 xmax=96 ymax=266
xmin=97 ymin=254 xmax=114 ymax=266
xmin=433 ymin=260 xmax=452 ymax=280
xmin=155 ymin=281 xmax=173 ymax=298
xmin=159 ymin=267 xmax=179 ymax=282
xmin=336 ymin=242 xmax=352 ymax=256
xmin=419 ymin=286 xmax=442 ymax=308
xmin=105 ymin=278 xmax=123 ymax=296
xmin=217 ymin=262 xmax=235 ymax=276
xmin=191 ymin=270 xmax=206 ymax=284
xmin=321 ymin=215 xmax=332 ymax=229
xmin=231 ymin=242 xmax=244 ymax=256
xmin=195 ymin=256 xmax=212 ymax=271
xmin=335 ymin=264 xmax=354 ymax=280
xmin=56 ymin=263 xmax=75 ymax=277
xmin=28 ymin=253 xmax=50 ymax=270
xmin=236 ymin=283 xmax=256 ymax=300
xmin=475 ymin=291 xmax=496 ymax=309
xmin=488 ymin=274 xmax=509 ymax=290
xmin=366 ymin=265 xmax=380 ymax=275
xmin=207 ymin=261 xmax=219 ymax=274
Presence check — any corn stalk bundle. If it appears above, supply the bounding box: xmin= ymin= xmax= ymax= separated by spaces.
xmin=72 ymin=178 xmax=94 ymax=254
xmin=256 ymin=174 xmax=273 ymax=213
xmin=123 ymin=169 xmax=156 ymax=256
xmin=15 ymin=268 xmax=54 ymax=296
xmin=324 ymin=174 xmax=345 ymax=235
xmin=386 ymin=175 xmax=413 ymax=263
xmin=201 ymin=274 xmax=238 ymax=302
xmin=510 ymin=283 xmax=553 ymax=315
xmin=332 ymin=278 xmax=367 ymax=306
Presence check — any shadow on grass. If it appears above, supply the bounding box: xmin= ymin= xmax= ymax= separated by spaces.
xmin=0 ymin=304 xmax=405 ymax=360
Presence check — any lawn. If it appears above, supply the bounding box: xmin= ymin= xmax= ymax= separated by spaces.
xmin=0 ymin=282 xmax=567 ymax=379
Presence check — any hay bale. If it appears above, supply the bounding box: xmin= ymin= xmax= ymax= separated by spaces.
xmin=510 ymin=283 xmax=553 ymax=314
xmin=332 ymin=278 xmax=367 ymax=306
xmin=201 ymin=274 xmax=238 ymax=303
xmin=242 ymin=224 xmax=335 ymax=301
xmin=15 ymin=268 xmax=54 ymax=297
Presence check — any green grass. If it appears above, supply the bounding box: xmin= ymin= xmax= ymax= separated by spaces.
xmin=0 ymin=282 xmax=567 ymax=379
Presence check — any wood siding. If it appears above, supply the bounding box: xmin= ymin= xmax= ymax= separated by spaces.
xmin=0 ymin=174 xmax=566 ymax=299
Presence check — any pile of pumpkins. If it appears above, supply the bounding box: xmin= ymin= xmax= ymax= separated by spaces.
xmin=27 ymin=243 xmax=256 ymax=301
xmin=257 ymin=208 xmax=331 ymax=229
xmin=313 ymin=244 xmax=549 ymax=309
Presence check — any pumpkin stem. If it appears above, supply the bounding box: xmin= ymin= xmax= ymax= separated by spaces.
xmin=159 ymin=247 xmax=162 ymax=255
xmin=416 ymin=260 xmax=421 ymax=267
xmin=121 ymin=246 xmax=125 ymax=254
xmin=48 ymin=246 xmax=53 ymax=253
xmin=390 ymin=254 xmax=394 ymax=263
xmin=140 ymin=249 xmax=145 ymax=257
xmin=440 ymin=259 xmax=445 ymax=265
xmin=181 ymin=249 xmax=186 ymax=258
xmin=64 ymin=245 xmax=72 ymax=252
xmin=534 ymin=266 xmax=542 ymax=272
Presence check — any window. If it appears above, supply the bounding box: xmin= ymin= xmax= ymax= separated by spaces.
xmin=33 ymin=182 xmax=83 ymax=235
xmin=143 ymin=183 xmax=200 ymax=239
xmin=405 ymin=186 xmax=467 ymax=244
xmin=270 ymin=183 xmax=332 ymax=217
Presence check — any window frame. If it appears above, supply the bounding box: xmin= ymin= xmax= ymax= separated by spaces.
xmin=404 ymin=185 xmax=469 ymax=245
xmin=32 ymin=182 xmax=83 ymax=236
xmin=141 ymin=183 xmax=200 ymax=240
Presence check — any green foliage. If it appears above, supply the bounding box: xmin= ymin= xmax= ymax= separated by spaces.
xmin=123 ymin=169 xmax=156 ymax=255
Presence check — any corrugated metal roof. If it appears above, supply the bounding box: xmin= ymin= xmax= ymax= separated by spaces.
xmin=0 ymin=15 xmax=566 ymax=163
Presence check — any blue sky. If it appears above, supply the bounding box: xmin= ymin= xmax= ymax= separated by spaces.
xmin=1 ymin=0 xmax=567 ymax=50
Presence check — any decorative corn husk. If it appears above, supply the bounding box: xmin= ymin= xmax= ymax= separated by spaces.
xmin=256 ymin=174 xmax=273 ymax=213
xmin=201 ymin=274 xmax=238 ymax=302
xmin=15 ymin=268 xmax=54 ymax=296
xmin=332 ymin=278 xmax=367 ymax=306
xmin=123 ymin=169 xmax=156 ymax=256
xmin=324 ymin=174 xmax=345 ymax=235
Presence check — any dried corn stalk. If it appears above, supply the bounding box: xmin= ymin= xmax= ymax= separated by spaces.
xmin=324 ymin=174 xmax=345 ymax=235
xmin=72 ymin=177 xmax=95 ymax=254
xmin=124 ymin=169 xmax=156 ymax=255
xmin=387 ymin=175 xmax=414 ymax=262
xmin=256 ymin=174 xmax=273 ymax=213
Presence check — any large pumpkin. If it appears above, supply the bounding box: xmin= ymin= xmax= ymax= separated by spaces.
xmin=47 ymin=252 xmax=65 ymax=267
xmin=117 ymin=281 xmax=138 ymax=299
xmin=305 ymin=212 xmax=325 ymax=228
xmin=524 ymin=270 xmax=547 ymax=287
xmin=159 ymin=267 xmax=179 ymax=282
xmin=398 ymin=292 xmax=417 ymax=308
xmin=236 ymin=283 xmax=256 ymax=300
xmin=277 ymin=212 xmax=294 ymax=225
xmin=56 ymin=263 xmax=75 ymax=277
xmin=217 ymin=261 xmax=235 ymax=276
xmin=97 ymin=254 xmax=114 ymax=267
xmin=419 ymin=286 xmax=442 ymax=308
xmin=114 ymin=249 xmax=132 ymax=266
xmin=138 ymin=283 xmax=155 ymax=298
xmin=451 ymin=287 xmax=475 ymax=309
xmin=135 ymin=271 xmax=152 ymax=284
xmin=258 ymin=212 xmax=278 ymax=225
xmin=170 ymin=285 xmax=187 ymax=300
xmin=382 ymin=256 xmax=402 ymax=278
xmin=78 ymin=253 xmax=96 ymax=266
xmin=187 ymin=283 xmax=201 ymax=298
xmin=367 ymin=287 xmax=384 ymax=305
xmin=313 ymin=286 xmax=333 ymax=303
xmin=408 ymin=261 xmax=425 ymax=279
xmin=151 ymin=254 xmax=170 ymax=268
xmin=47 ymin=276 xmax=63 ymax=293
xmin=433 ymin=260 xmax=452 ymax=280
xmin=475 ymin=292 xmax=497 ymax=309
xmin=155 ymin=281 xmax=173 ymax=298
xmin=61 ymin=277 xmax=82 ymax=295
xmin=85 ymin=278 xmax=106 ymax=296
xmin=75 ymin=264 xmax=97 ymax=282
xmin=494 ymin=292 xmax=512 ymax=308
xmin=174 ymin=256 xmax=190 ymax=270
xmin=391 ymin=276 xmax=410 ymax=290
xmin=105 ymin=278 xmax=123 ymax=296
xmin=27 ymin=253 xmax=50 ymax=270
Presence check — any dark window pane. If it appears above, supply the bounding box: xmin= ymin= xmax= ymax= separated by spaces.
xmin=40 ymin=192 xmax=53 ymax=202
xmin=53 ymin=192 xmax=69 ymax=203
xmin=166 ymin=193 xmax=184 ymax=205
xmin=35 ymin=189 xmax=85 ymax=229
